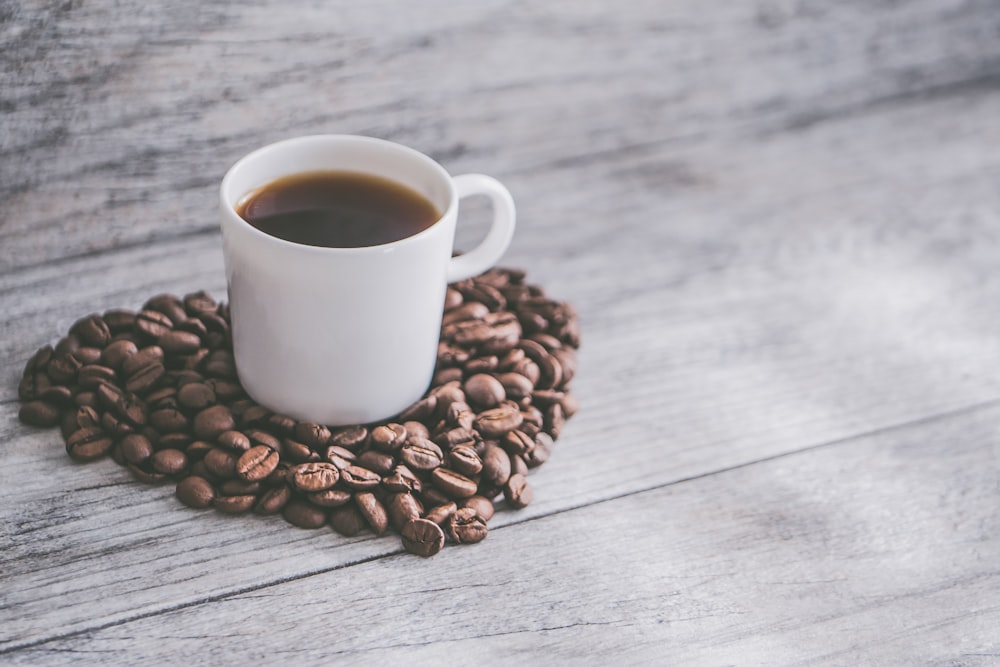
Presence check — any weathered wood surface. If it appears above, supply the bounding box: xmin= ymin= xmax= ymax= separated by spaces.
xmin=3 ymin=0 xmax=1000 ymax=664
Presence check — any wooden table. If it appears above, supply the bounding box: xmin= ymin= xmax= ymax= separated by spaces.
xmin=4 ymin=1 xmax=1000 ymax=663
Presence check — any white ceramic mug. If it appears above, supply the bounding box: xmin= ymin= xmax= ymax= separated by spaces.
xmin=219 ymin=135 xmax=515 ymax=425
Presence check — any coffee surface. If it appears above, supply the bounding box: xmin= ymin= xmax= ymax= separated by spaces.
xmin=236 ymin=170 xmax=440 ymax=248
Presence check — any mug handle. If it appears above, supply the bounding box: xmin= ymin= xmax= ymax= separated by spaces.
xmin=447 ymin=174 xmax=517 ymax=283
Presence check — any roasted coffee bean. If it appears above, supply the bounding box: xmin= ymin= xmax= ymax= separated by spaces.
xmin=255 ymin=484 xmax=292 ymax=515
xmin=220 ymin=479 xmax=261 ymax=496
xmin=431 ymin=468 xmax=478 ymax=499
xmin=47 ymin=353 xmax=81 ymax=384
xmin=102 ymin=309 xmax=137 ymax=333
xmin=465 ymin=374 xmax=505 ymax=411
xmin=146 ymin=386 xmax=179 ymax=410
xmin=356 ymin=450 xmax=395 ymax=476
xmin=434 ymin=426 xmax=476 ymax=450
xmin=446 ymin=401 xmax=475 ymax=431
xmin=120 ymin=345 xmax=163 ymax=376
xmin=422 ymin=501 xmax=457 ymax=525
xmin=66 ymin=427 xmax=114 ymax=462
xmin=277 ymin=440 xmax=315 ymax=463
xmin=73 ymin=347 xmax=103 ymax=366
xmin=149 ymin=408 xmax=189 ymax=433
xmin=236 ymin=445 xmax=280 ymax=481
xmin=213 ymin=494 xmax=256 ymax=514
xmin=403 ymin=421 xmax=430 ymax=441
xmin=475 ymin=404 xmax=523 ymax=438
xmin=442 ymin=301 xmax=488 ymax=326
xmin=129 ymin=463 xmax=168 ymax=485
xmin=185 ymin=440 xmax=214 ymax=459
xmin=158 ymin=330 xmax=202 ymax=355
xmin=203 ymin=446 xmax=238 ymax=479
xmin=306 ymin=488 xmax=353 ymax=508
xmin=151 ymin=448 xmax=188 ymax=475
xmin=386 ymin=492 xmax=424 ymax=532
xmin=176 ymin=317 xmax=209 ymax=340
xmin=183 ymin=290 xmax=217 ymax=316
xmin=125 ymin=361 xmax=165 ymax=395
xmin=420 ymin=486 xmax=452 ymax=509
xmin=464 ymin=355 xmax=499 ymax=375
xmin=401 ymin=518 xmax=445 ymax=557
xmin=267 ymin=413 xmax=297 ymax=435
xmin=382 ymin=464 xmax=423 ymax=494
xmin=74 ymin=391 xmax=98 ymax=408
xmin=99 ymin=339 xmax=137 ymax=371
xmin=544 ymin=402 xmax=565 ymax=439
xmin=70 ymin=315 xmax=111 ymax=348
xmin=245 ymin=428 xmax=281 ymax=451
xmin=217 ymin=430 xmax=251 ymax=452
xmin=511 ymin=357 xmax=541 ymax=385
xmin=462 ymin=495 xmax=495 ymax=521
xmin=160 ymin=432 xmax=192 ymax=451
xmin=203 ymin=350 xmax=237 ymax=378
xmin=176 ymin=475 xmax=216 ymax=509
xmin=481 ymin=444 xmax=512 ymax=487
xmin=291 ymin=462 xmax=340 ymax=492
xmin=504 ymin=473 xmax=533 ymax=508
xmin=399 ymin=437 xmax=444 ymax=471
xmin=446 ymin=507 xmax=488 ymax=544
xmin=339 ymin=465 xmax=381 ymax=491
xmin=510 ymin=452 xmax=529 ymax=477
xmin=18 ymin=400 xmax=61 ymax=427
xmin=398 ymin=395 xmax=437 ymax=422
xmin=443 ymin=287 xmax=463 ymax=310
xmin=448 ymin=446 xmax=483 ymax=477
xmin=560 ymin=392 xmax=579 ymax=418
xmin=330 ymin=505 xmax=368 ymax=537
xmin=323 ymin=444 xmax=356 ymax=469
xmin=205 ymin=379 xmax=243 ymax=401
xmin=354 ymin=492 xmax=389 ymax=535
xmin=120 ymin=433 xmax=155 ymax=464
xmin=432 ymin=367 xmax=464 ymax=386
xmin=135 ymin=309 xmax=174 ymax=339
xmin=144 ymin=294 xmax=188 ymax=324
xmin=498 ymin=372 xmax=534 ymax=402
xmin=369 ymin=423 xmax=408 ymax=452
xmin=526 ymin=432 xmax=554 ymax=468
xmin=294 ymin=422 xmax=333 ymax=448
xmin=283 ymin=500 xmax=327 ymax=529
xmin=192 ymin=404 xmax=235 ymax=440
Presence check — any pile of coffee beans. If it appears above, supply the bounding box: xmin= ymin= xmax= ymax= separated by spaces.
xmin=17 ymin=268 xmax=579 ymax=557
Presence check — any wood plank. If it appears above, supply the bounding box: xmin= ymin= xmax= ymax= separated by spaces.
xmin=3 ymin=0 xmax=999 ymax=271
xmin=4 ymin=82 xmax=1000 ymax=649
xmin=5 ymin=393 xmax=998 ymax=664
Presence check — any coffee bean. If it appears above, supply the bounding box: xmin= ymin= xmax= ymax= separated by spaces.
xmin=125 ymin=361 xmax=165 ymax=395
xmin=382 ymin=464 xmax=423 ymax=494
xmin=203 ymin=446 xmax=238 ymax=479
xmin=100 ymin=339 xmax=138 ymax=370
xmin=135 ymin=309 xmax=174 ymax=339
xmin=475 ymin=404 xmax=523 ymax=438
xmin=103 ymin=309 xmax=137 ymax=333
xmin=339 ymin=465 xmax=381 ymax=491
xmin=510 ymin=452 xmax=529 ymax=477
xmin=401 ymin=518 xmax=445 ymax=557
xmin=213 ymin=494 xmax=256 ymax=514
xmin=149 ymin=408 xmax=189 ymax=433
xmin=443 ymin=287 xmax=463 ymax=311
xmin=237 ymin=445 xmax=280 ymax=481
xmin=544 ymin=402 xmax=565 ymax=439
xmin=330 ymin=505 xmax=367 ymax=537
xmin=446 ymin=402 xmax=475 ymax=430
xmin=151 ymin=448 xmax=188 ymax=475
xmin=386 ymin=492 xmax=423 ymax=532
xmin=282 ymin=500 xmax=327 ymax=529
xmin=220 ymin=479 xmax=261 ymax=496
xmin=193 ymin=405 xmax=235 ymax=440
xmin=403 ymin=421 xmax=430 ymax=441
xmin=183 ymin=290 xmax=217 ymax=316
xmin=324 ymin=444 xmax=356 ymax=469
xmin=419 ymin=486 xmax=452 ymax=509
xmin=255 ymin=484 xmax=292 ymax=515
xmin=462 ymin=495 xmax=495 ymax=521
xmin=481 ymin=444 xmax=512 ymax=487
xmin=129 ymin=463 xmax=168 ymax=485
xmin=446 ymin=507 xmax=489 ymax=544
xmin=73 ymin=347 xmax=103 ymax=366
xmin=19 ymin=400 xmax=61 ymax=427
xmin=504 ymin=473 xmax=533 ymax=508
xmin=120 ymin=433 xmax=155 ymax=465
xmin=398 ymin=395 xmax=436 ymax=422
xmin=47 ymin=354 xmax=81 ymax=384
xmin=422 ymin=501 xmax=457 ymax=525
xmin=245 ymin=428 xmax=281 ymax=451
xmin=291 ymin=462 xmax=340 ymax=492
xmin=399 ymin=437 xmax=444 ymax=471
xmin=431 ymin=468 xmax=479 ymax=499
xmin=70 ymin=315 xmax=111 ymax=348
xmin=65 ymin=427 xmax=114 ymax=462
xmin=354 ymin=492 xmax=389 ymax=535
xmin=442 ymin=301 xmax=489 ymax=326
xmin=294 ymin=422 xmax=333 ymax=448
xmin=158 ymin=330 xmax=202 ymax=355
xmin=498 ymin=372 xmax=534 ymax=402
xmin=306 ymin=488 xmax=353 ymax=508
xmin=448 ymin=446 xmax=483 ymax=477
xmin=267 ymin=413 xmax=297 ymax=435
xmin=217 ymin=430 xmax=251 ymax=452
xmin=176 ymin=475 xmax=216 ymax=509
xmin=370 ymin=423 xmax=407 ymax=452
xmin=355 ymin=450 xmax=395 ymax=476
xmin=463 ymin=373 xmax=505 ymax=409
xmin=432 ymin=367 xmax=464 ymax=386
xmin=203 ymin=350 xmax=237 ymax=379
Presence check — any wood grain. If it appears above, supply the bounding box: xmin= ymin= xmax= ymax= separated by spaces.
xmin=3 ymin=0 xmax=1000 ymax=663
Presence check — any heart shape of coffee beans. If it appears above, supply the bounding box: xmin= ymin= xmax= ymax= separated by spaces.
xmin=17 ymin=268 xmax=579 ymax=557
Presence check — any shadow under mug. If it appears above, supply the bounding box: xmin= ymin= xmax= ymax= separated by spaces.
xmin=219 ymin=134 xmax=516 ymax=425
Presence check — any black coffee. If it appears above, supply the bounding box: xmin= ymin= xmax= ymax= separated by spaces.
xmin=236 ymin=170 xmax=440 ymax=248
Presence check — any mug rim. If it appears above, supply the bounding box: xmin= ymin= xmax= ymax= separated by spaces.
xmin=219 ymin=134 xmax=458 ymax=254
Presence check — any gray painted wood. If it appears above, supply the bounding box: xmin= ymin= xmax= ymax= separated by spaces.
xmin=3 ymin=0 xmax=1000 ymax=663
